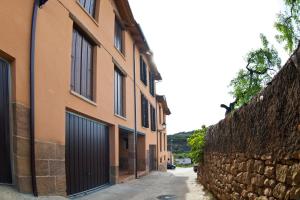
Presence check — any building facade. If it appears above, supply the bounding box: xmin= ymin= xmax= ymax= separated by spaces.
xmin=0 ymin=0 xmax=170 ymax=197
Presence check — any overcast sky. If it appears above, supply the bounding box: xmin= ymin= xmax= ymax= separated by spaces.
xmin=128 ymin=0 xmax=289 ymax=134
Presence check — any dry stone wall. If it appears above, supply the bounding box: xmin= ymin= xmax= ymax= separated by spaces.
xmin=198 ymin=45 xmax=300 ymax=200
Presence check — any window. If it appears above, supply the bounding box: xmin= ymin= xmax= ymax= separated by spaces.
xmin=141 ymin=93 xmax=149 ymax=128
xmin=114 ymin=67 xmax=125 ymax=117
xmin=149 ymin=71 xmax=155 ymax=96
xmin=164 ymin=133 xmax=166 ymax=151
xmin=78 ymin=0 xmax=96 ymax=17
xmin=71 ymin=27 xmax=94 ymax=100
xmin=160 ymin=132 xmax=162 ymax=152
xmin=159 ymin=106 xmax=162 ymax=124
xmin=150 ymin=105 xmax=156 ymax=131
xmin=114 ymin=18 xmax=124 ymax=53
xmin=140 ymin=56 xmax=147 ymax=85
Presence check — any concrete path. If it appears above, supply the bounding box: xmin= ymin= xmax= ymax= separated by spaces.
xmin=0 ymin=167 xmax=215 ymax=200
xmin=79 ymin=167 xmax=215 ymax=200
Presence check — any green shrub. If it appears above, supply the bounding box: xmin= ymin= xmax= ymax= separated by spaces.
xmin=187 ymin=125 xmax=207 ymax=163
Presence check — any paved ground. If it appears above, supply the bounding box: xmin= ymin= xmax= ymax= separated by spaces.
xmin=0 ymin=167 xmax=215 ymax=200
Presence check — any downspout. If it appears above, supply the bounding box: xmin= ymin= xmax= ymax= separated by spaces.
xmin=133 ymin=44 xmax=138 ymax=179
xmin=30 ymin=0 xmax=39 ymax=196
xmin=155 ymin=98 xmax=159 ymax=170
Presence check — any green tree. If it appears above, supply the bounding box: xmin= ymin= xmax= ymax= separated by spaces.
xmin=187 ymin=125 xmax=207 ymax=163
xmin=229 ymin=34 xmax=281 ymax=107
xmin=275 ymin=0 xmax=300 ymax=54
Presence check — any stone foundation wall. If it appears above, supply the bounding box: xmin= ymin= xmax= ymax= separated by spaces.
xmin=198 ymin=45 xmax=300 ymax=200
xmin=35 ymin=141 xmax=66 ymax=196
xmin=158 ymin=161 xmax=167 ymax=172
xmin=198 ymin=153 xmax=300 ymax=200
xmin=12 ymin=103 xmax=32 ymax=193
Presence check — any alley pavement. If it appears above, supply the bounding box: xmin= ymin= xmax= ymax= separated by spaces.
xmin=0 ymin=167 xmax=215 ymax=200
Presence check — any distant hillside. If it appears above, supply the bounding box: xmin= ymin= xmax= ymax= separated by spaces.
xmin=167 ymin=130 xmax=195 ymax=153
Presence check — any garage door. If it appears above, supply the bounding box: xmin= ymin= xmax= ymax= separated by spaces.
xmin=0 ymin=58 xmax=12 ymax=184
xmin=66 ymin=112 xmax=109 ymax=195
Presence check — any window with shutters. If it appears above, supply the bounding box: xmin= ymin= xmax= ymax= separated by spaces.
xmin=114 ymin=18 xmax=124 ymax=53
xmin=141 ymin=93 xmax=149 ymax=128
xmin=114 ymin=67 xmax=125 ymax=117
xmin=71 ymin=27 xmax=94 ymax=100
xmin=78 ymin=0 xmax=96 ymax=17
xmin=150 ymin=105 xmax=156 ymax=131
xmin=164 ymin=133 xmax=166 ymax=151
xmin=140 ymin=56 xmax=147 ymax=85
xmin=160 ymin=132 xmax=162 ymax=152
xmin=149 ymin=71 xmax=155 ymax=96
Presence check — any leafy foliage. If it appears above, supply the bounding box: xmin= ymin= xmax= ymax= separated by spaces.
xmin=274 ymin=0 xmax=300 ymax=54
xmin=167 ymin=131 xmax=194 ymax=153
xmin=230 ymin=34 xmax=281 ymax=107
xmin=187 ymin=125 xmax=207 ymax=163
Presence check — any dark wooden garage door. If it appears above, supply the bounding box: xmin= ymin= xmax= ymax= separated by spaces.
xmin=149 ymin=145 xmax=156 ymax=171
xmin=0 ymin=58 xmax=12 ymax=184
xmin=66 ymin=112 xmax=109 ymax=196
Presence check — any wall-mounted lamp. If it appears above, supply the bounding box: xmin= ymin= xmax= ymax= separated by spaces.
xmin=162 ymin=122 xmax=166 ymax=129
xmin=158 ymin=122 xmax=166 ymax=132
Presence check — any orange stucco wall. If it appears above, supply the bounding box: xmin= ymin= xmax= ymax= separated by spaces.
xmin=0 ymin=0 xmax=168 ymax=179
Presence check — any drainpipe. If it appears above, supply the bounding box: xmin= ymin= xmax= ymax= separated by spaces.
xmin=155 ymin=99 xmax=159 ymax=170
xmin=133 ymin=44 xmax=138 ymax=179
xmin=30 ymin=0 xmax=44 ymax=196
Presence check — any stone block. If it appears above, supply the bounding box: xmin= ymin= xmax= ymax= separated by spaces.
xmin=56 ymin=176 xmax=67 ymax=194
xmin=55 ymin=144 xmax=65 ymax=160
xmin=276 ymin=164 xmax=288 ymax=183
xmin=265 ymin=160 xmax=275 ymax=166
xmin=241 ymin=172 xmax=250 ymax=185
xmin=261 ymin=154 xmax=272 ymax=160
xmin=16 ymin=176 xmax=32 ymax=193
xmin=257 ymin=187 xmax=263 ymax=196
xmin=254 ymin=160 xmax=265 ymax=174
xmin=238 ymin=162 xmax=247 ymax=172
xmin=268 ymin=179 xmax=276 ymax=188
xmin=231 ymin=165 xmax=238 ymax=176
xmin=241 ymin=189 xmax=248 ymax=198
xmin=291 ymin=151 xmax=300 ymax=160
xmin=264 ymin=166 xmax=275 ymax=178
xmin=49 ymin=160 xmax=65 ymax=176
xmin=273 ymin=183 xmax=286 ymax=199
xmin=291 ymin=170 xmax=300 ymax=186
xmin=14 ymin=136 xmax=30 ymax=157
xmin=13 ymin=104 xmax=30 ymax=138
xmin=35 ymin=160 xmax=49 ymax=176
xmin=289 ymin=187 xmax=300 ymax=199
xmin=248 ymin=192 xmax=258 ymax=200
xmin=36 ymin=177 xmax=56 ymax=195
xmin=231 ymin=192 xmax=240 ymax=200
xmin=15 ymin=157 xmax=31 ymax=176
xmin=264 ymin=178 xmax=269 ymax=186
xmin=247 ymin=159 xmax=254 ymax=171
xmin=263 ymin=188 xmax=272 ymax=196
xmin=255 ymin=196 xmax=268 ymax=200
xmin=35 ymin=142 xmax=56 ymax=160
xmin=110 ymin=166 xmax=119 ymax=184
xmin=251 ymin=174 xmax=265 ymax=186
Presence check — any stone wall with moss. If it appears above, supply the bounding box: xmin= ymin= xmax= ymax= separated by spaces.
xmin=198 ymin=45 xmax=300 ymax=200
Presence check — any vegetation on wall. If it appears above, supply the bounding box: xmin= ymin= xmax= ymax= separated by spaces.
xmin=187 ymin=125 xmax=207 ymax=163
xmin=274 ymin=0 xmax=300 ymax=54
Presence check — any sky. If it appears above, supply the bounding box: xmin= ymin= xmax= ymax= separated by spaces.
xmin=128 ymin=0 xmax=289 ymax=134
